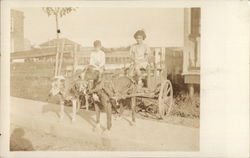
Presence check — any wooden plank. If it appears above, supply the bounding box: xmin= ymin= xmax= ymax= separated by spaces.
xmin=111 ymin=92 xmax=156 ymax=99
xmin=184 ymin=74 xmax=200 ymax=84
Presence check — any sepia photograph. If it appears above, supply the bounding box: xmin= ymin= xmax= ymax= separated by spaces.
xmin=1 ymin=0 xmax=250 ymax=157
xmin=8 ymin=7 xmax=201 ymax=151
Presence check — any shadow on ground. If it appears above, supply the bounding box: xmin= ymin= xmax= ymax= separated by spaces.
xmin=10 ymin=128 xmax=34 ymax=151
xmin=42 ymin=103 xmax=61 ymax=118
xmin=77 ymin=110 xmax=97 ymax=129
xmin=42 ymin=103 xmax=97 ymax=129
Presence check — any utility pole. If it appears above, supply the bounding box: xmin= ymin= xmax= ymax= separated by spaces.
xmin=55 ymin=14 xmax=60 ymax=76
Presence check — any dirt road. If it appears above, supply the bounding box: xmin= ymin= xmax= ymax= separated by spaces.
xmin=10 ymin=97 xmax=199 ymax=151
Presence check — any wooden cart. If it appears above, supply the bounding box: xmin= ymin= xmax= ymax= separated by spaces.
xmin=109 ymin=49 xmax=174 ymax=119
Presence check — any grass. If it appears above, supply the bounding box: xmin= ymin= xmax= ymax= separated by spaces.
xmin=171 ymin=92 xmax=200 ymax=119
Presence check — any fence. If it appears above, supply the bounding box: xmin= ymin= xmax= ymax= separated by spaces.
xmin=10 ymin=47 xmax=184 ymax=101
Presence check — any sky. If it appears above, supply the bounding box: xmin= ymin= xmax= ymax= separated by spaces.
xmin=17 ymin=7 xmax=184 ymax=47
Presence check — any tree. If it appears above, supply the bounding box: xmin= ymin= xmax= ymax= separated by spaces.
xmin=42 ymin=7 xmax=77 ymax=77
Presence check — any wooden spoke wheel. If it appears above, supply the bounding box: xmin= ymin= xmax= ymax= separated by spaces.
xmin=158 ymin=79 xmax=173 ymax=119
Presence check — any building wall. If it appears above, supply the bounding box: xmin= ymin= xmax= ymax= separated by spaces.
xmin=183 ymin=8 xmax=200 ymax=84
xmin=11 ymin=9 xmax=25 ymax=52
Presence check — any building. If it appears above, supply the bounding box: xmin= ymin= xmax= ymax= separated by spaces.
xmin=11 ymin=9 xmax=25 ymax=52
xmin=40 ymin=38 xmax=82 ymax=50
xmin=39 ymin=38 xmax=82 ymax=56
xmin=182 ymin=8 xmax=201 ymax=96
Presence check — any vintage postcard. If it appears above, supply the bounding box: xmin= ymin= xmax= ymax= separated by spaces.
xmin=0 ymin=0 xmax=249 ymax=158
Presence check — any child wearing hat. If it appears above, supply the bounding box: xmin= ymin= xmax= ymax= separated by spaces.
xmin=129 ymin=29 xmax=151 ymax=87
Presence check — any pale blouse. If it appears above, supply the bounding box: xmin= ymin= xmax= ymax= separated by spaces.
xmin=89 ymin=50 xmax=106 ymax=69
xmin=129 ymin=43 xmax=151 ymax=68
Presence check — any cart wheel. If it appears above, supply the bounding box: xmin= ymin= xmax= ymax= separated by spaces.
xmin=158 ymin=79 xmax=173 ymax=118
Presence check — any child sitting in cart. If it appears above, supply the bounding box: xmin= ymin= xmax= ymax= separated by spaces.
xmin=90 ymin=40 xmax=106 ymax=73
xmin=129 ymin=29 xmax=151 ymax=88
xmin=86 ymin=40 xmax=106 ymax=87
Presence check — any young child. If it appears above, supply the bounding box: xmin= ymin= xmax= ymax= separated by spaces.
xmin=88 ymin=40 xmax=106 ymax=87
xmin=90 ymin=40 xmax=106 ymax=72
xmin=129 ymin=30 xmax=151 ymax=87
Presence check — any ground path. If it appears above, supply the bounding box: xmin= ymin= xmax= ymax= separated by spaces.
xmin=10 ymin=97 xmax=199 ymax=151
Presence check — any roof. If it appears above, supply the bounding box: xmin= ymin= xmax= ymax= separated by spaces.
xmin=11 ymin=47 xmax=57 ymax=59
xmin=39 ymin=38 xmax=83 ymax=47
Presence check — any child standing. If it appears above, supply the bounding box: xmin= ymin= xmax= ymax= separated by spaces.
xmin=129 ymin=30 xmax=151 ymax=87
